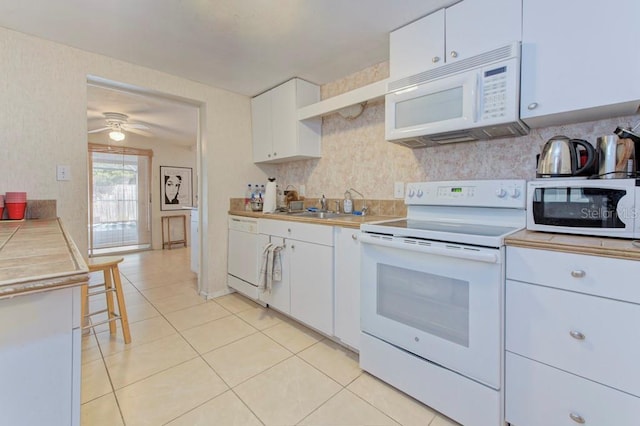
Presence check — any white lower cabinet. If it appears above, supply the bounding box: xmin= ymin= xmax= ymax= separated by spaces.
xmin=258 ymin=235 xmax=290 ymax=312
xmin=258 ymin=219 xmax=334 ymax=335
xmin=506 ymin=352 xmax=640 ymax=426
xmin=289 ymin=239 xmax=334 ymax=335
xmin=333 ymin=227 xmax=360 ymax=351
xmin=0 ymin=287 xmax=81 ymax=425
xmin=505 ymin=246 xmax=640 ymax=426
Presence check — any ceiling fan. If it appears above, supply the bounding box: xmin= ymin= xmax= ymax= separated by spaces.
xmin=88 ymin=112 xmax=152 ymax=141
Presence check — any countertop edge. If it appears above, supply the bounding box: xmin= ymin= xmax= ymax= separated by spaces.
xmin=228 ymin=210 xmax=398 ymax=229
xmin=505 ymin=229 xmax=640 ymax=261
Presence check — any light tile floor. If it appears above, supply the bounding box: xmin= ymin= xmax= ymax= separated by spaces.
xmin=81 ymin=247 xmax=460 ymax=426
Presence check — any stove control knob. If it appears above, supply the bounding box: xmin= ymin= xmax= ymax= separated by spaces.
xmin=510 ymin=188 xmax=521 ymax=198
xmin=407 ymin=188 xmax=416 ymax=198
xmin=495 ymin=188 xmax=507 ymax=198
xmin=416 ymin=189 xmax=424 ymax=198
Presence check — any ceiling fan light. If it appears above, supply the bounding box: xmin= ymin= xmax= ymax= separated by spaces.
xmin=109 ymin=130 xmax=125 ymax=141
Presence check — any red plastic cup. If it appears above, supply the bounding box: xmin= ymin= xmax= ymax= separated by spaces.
xmin=6 ymin=202 xmax=26 ymax=220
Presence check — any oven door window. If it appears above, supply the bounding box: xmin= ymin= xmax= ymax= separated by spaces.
xmin=532 ymin=187 xmax=627 ymax=228
xmin=378 ymin=264 xmax=469 ymax=347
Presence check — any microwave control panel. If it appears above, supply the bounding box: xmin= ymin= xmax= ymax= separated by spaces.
xmin=480 ymin=65 xmax=509 ymax=120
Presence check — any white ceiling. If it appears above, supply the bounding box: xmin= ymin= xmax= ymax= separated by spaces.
xmin=87 ymin=84 xmax=199 ymax=148
xmin=0 ymin=0 xmax=456 ymax=147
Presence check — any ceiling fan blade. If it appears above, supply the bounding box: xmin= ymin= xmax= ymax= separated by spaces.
xmin=124 ymin=123 xmax=150 ymax=130
xmin=127 ymin=128 xmax=153 ymax=137
xmin=88 ymin=127 xmax=110 ymax=134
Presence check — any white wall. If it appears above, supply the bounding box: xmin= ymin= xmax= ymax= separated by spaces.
xmin=0 ymin=26 xmax=268 ymax=296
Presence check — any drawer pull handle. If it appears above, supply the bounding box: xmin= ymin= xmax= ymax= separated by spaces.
xmin=571 ymin=270 xmax=586 ymax=278
xmin=569 ymin=412 xmax=585 ymax=424
xmin=569 ymin=330 xmax=586 ymax=340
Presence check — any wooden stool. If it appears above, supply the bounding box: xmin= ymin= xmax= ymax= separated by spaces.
xmin=82 ymin=256 xmax=131 ymax=344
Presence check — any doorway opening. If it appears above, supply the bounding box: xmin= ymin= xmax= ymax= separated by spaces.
xmin=86 ymin=77 xmax=200 ymax=258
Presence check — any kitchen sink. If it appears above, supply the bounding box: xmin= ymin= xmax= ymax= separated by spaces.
xmin=289 ymin=211 xmax=343 ymax=219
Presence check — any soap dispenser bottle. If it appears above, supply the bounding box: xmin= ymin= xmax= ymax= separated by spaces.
xmin=343 ymin=191 xmax=353 ymax=214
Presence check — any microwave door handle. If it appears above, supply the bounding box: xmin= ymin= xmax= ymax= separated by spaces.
xmin=474 ymin=73 xmax=480 ymax=123
xmin=616 ymin=191 xmax=635 ymax=225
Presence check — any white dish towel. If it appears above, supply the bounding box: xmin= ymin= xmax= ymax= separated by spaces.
xmin=259 ymin=242 xmax=283 ymax=293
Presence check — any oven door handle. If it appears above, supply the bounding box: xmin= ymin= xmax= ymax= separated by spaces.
xmin=359 ymin=233 xmax=499 ymax=264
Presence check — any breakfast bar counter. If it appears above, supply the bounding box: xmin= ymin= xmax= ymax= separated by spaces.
xmin=0 ymin=218 xmax=89 ymax=298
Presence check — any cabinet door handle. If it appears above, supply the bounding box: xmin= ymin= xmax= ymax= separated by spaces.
xmin=569 ymin=330 xmax=585 ymax=340
xmin=432 ymin=56 xmax=440 ymax=63
xmin=351 ymin=233 xmax=358 ymax=240
xmin=291 ymin=244 xmax=295 ymax=250
xmin=267 ymin=154 xmax=271 ymax=158
xmin=571 ymin=270 xmax=586 ymax=278
xmin=450 ymin=50 xmax=458 ymax=58
xmin=273 ymin=152 xmax=277 ymax=156
xmin=527 ymin=102 xmax=538 ymax=110
xmin=569 ymin=412 xmax=585 ymax=424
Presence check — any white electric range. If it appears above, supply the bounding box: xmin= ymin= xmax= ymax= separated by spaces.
xmin=359 ymin=179 xmax=526 ymax=426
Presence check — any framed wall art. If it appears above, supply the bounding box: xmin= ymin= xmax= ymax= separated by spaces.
xmin=160 ymin=166 xmax=193 ymax=211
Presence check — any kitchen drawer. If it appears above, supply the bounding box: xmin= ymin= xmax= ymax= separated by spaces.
xmin=258 ymin=219 xmax=333 ymax=246
xmin=506 ymin=352 xmax=640 ymax=426
xmin=506 ymin=247 xmax=640 ymax=304
xmin=506 ymin=279 xmax=640 ymax=397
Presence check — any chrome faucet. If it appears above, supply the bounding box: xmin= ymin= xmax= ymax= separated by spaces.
xmin=320 ymin=194 xmax=328 ymax=212
xmin=348 ymin=188 xmax=367 ymax=216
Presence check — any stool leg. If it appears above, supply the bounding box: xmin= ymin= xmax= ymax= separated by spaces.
xmin=112 ymin=264 xmax=131 ymax=344
xmin=80 ymin=283 xmax=89 ymax=334
xmin=104 ymin=268 xmax=116 ymax=335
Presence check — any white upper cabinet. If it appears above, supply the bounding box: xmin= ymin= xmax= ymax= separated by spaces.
xmin=445 ymin=0 xmax=522 ymax=64
xmin=520 ymin=0 xmax=640 ymax=127
xmin=390 ymin=9 xmax=444 ymax=79
xmin=389 ymin=0 xmax=522 ymax=80
xmin=251 ymin=78 xmax=321 ymax=163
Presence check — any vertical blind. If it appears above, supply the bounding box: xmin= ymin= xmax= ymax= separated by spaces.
xmin=88 ymin=143 xmax=153 ymax=255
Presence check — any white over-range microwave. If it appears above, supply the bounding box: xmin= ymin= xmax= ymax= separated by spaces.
xmin=385 ymin=42 xmax=528 ymax=148
xmin=527 ymin=178 xmax=640 ymax=238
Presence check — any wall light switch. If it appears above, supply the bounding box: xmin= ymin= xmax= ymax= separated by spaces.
xmin=394 ymin=182 xmax=404 ymax=198
xmin=56 ymin=165 xmax=71 ymax=181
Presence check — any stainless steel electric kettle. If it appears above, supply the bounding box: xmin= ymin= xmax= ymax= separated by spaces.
xmin=536 ymin=135 xmax=596 ymax=178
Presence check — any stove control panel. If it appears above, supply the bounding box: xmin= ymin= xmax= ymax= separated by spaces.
xmin=405 ymin=179 xmax=526 ymax=208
